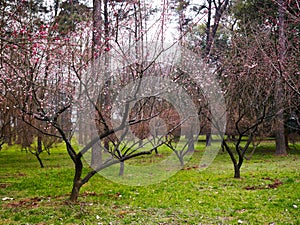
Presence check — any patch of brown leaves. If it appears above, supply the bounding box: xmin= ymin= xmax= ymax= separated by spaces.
xmin=0 ymin=183 xmax=11 ymax=188
xmin=4 ymin=197 xmax=42 ymax=208
xmin=244 ymin=178 xmax=283 ymax=190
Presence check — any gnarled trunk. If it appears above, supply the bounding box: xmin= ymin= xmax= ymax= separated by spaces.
xmin=69 ymin=157 xmax=84 ymax=202
xmin=70 ymin=179 xmax=83 ymax=202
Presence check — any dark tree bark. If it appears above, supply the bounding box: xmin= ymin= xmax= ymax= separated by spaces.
xmin=36 ymin=135 xmax=44 ymax=168
xmin=69 ymin=153 xmax=84 ymax=202
xmin=35 ymin=152 xmax=44 ymax=168
xmin=205 ymin=0 xmax=229 ymax=59
xmin=70 ymin=179 xmax=83 ymax=202
xmin=92 ymin=0 xmax=102 ymax=53
xmin=222 ymin=140 xmax=242 ymax=179
xmin=234 ymin=164 xmax=241 ymax=179
xmin=275 ymin=109 xmax=287 ymax=155
xmin=275 ymin=0 xmax=287 ymax=155
xmin=205 ymin=0 xmax=212 ymax=56
xmin=205 ymin=133 xmax=211 ymax=146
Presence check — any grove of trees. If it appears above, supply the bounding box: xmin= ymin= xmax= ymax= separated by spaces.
xmin=0 ymin=0 xmax=299 ymax=201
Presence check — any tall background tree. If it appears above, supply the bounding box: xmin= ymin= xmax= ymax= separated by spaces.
xmin=231 ymin=0 xmax=300 ymax=154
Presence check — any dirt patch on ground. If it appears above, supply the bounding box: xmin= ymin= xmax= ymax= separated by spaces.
xmin=244 ymin=178 xmax=283 ymax=190
xmin=0 ymin=183 xmax=11 ymax=188
xmin=182 ymin=165 xmax=201 ymax=170
xmin=3 ymin=192 xmax=102 ymax=209
xmin=4 ymin=197 xmax=43 ymax=208
xmin=16 ymin=172 xmax=26 ymax=177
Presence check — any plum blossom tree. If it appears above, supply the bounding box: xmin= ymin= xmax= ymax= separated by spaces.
xmin=218 ymin=31 xmax=278 ymax=178
xmin=0 ymin=0 xmax=86 ymax=157
xmin=0 ymin=0 xmax=76 ymax=157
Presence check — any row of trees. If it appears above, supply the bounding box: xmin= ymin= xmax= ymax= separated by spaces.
xmin=0 ymin=0 xmax=299 ymax=201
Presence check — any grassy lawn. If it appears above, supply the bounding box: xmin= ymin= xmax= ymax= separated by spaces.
xmin=0 ymin=141 xmax=299 ymax=224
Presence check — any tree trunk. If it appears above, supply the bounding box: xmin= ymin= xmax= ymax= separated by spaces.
xmin=234 ymin=164 xmax=240 ymax=178
xmin=93 ymin=0 xmax=102 ymax=50
xmin=36 ymin=136 xmax=44 ymax=168
xmin=91 ymin=143 xmax=102 ymax=168
xmin=70 ymin=179 xmax=83 ymax=202
xmin=119 ymin=161 xmax=124 ymax=176
xmin=205 ymin=0 xmax=212 ymax=57
xmin=275 ymin=0 xmax=287 ymax=156
xmin=205 ymin=0 xmax=229 ymax=58
xmin=275 ymin=118 xmax=287 ymax=155
xmin=139 ymin=139 xmax=143 ymax=147
xmin=37 ymin=135 xmax=43 ymax=153
xmin=103 ymin=139 xmax=110 ymax=151
xmin=206 ymin=133 xmax=211 ymax=146
xmin=234 ymin=155 xmax=244 ymax=179
xmin=69 ymin=158 xmax=84 ymax=202
xmin=7 ymin=123 xmax=12 ymax=146
xmin=222 ymin=140 xmax=241 ymax=178
xmin=188 ymin=137 xmax=194 ymax=152
xmin=285 ymin=133 xmax=289 ymax=149
xmin=179 ymin=156 xmax=184 ymax=167
xmin=35 ymin=153 xmax=44 ymax=168
xmin=174 ymin=151 xmax=184 ymax=166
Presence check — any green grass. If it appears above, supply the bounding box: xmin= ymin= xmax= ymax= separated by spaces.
xmin=0 ymin=141 xmax=299 ymax=224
